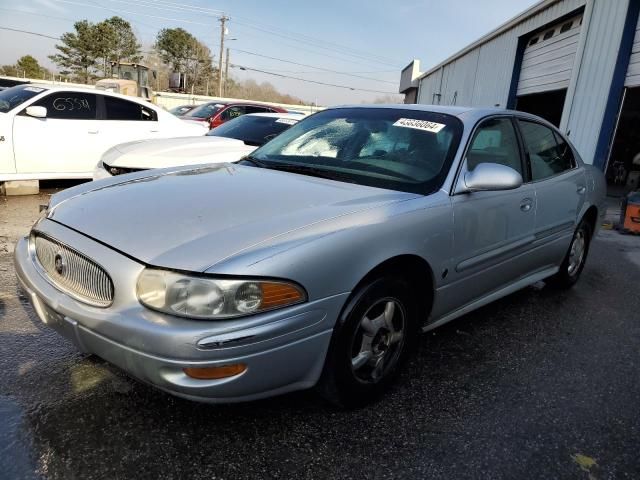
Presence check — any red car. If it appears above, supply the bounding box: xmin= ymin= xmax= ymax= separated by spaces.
xmin=179 ymin=102 xmax=287 ymax=129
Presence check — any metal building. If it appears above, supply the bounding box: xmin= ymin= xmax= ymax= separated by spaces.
xmin=399 ymin=0 xmax=640 ymax=191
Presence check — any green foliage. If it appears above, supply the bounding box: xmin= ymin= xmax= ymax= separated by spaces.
xmin=49 ymin=17 xmax=141 ymax=83
xmin=155 ymin=28 xmax=216 ymax=95
xmin=16 ymin=55 xmax=48 ymax=78
xmin=100 ymin=17 xmax=142 ymax=73
xmin=155 ymin=28 xmax=196 ymax=71
xmin=48 ymin=20 xmax=100 ymax=83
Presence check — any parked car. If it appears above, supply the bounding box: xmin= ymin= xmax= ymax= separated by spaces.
xmin=180 ymin=101 xmax=287 ymax=129
xmin=168 ymin=104 xmax=197 ymax=116
xmin=14 ymin=105 xmax=606 ymax=407
xmin=0 ymin=85 xmax=207 ymax=181
xmin=94 ymin=112 xmax=303 ymax=178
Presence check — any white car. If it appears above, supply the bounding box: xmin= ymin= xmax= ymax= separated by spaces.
xmin=0 ymin=85 xmax=207 ymax=181
xmin=93 ymin=112 xmax=303 ymax=179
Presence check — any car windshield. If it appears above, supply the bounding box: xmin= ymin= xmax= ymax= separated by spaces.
xmin=207 ymin=115 xmax=299 ymax=146
xmin=0 ymin=85 xmax=47 ymax=113
xmin=183 ymin=102 xmax=225 ymax=119
xmin=250 ymin=108 xmax=463 ymax=194
xmin=169 ymin=105 xmax=193 ymax=115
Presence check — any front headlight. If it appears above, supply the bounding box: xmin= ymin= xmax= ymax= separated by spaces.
xmin=136 ymin=269 xmax=306 ymax=319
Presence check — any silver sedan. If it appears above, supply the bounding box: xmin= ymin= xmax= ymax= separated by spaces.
xmin=14 ymin=105 xmax=606 ymax=407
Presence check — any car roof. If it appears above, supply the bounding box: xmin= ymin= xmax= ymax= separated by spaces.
xmin=327 ymin=103 xmax=556 ymax=127
xmin=244 ymin=112 xmax=305 ymax=119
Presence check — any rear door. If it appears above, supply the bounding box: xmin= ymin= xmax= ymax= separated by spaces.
xmin=516 ymin=118 xmax=586 ymax=268
xmin=94 ymin=94 xmax=161 ymax=155
xmin=13 ymin=91 xmax=99 ymax=176
xmin=446 ymin=116 xmax=538 ymax=310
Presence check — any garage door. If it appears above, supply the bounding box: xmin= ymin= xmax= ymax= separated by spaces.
xmin=625 ymin=13 xmax=640 ymax=87
xmin=517 ymin=14 xmax=583 ymax=96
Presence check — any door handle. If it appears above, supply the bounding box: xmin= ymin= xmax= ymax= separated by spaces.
xmin=520 ymin=198 xmax=533 ymax=212
xmin=577 ymin=185 xmax=586 ymax=194
xmin=88 ymin=129 xmax=99 ymax=134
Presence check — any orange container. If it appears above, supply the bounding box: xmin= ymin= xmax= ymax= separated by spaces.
xmin=623 ymin=193 xmax=640 ymax=233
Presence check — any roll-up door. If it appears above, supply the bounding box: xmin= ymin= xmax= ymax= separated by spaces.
xmin=517 ymin=14 xmax=583 ymax=96
xmin=625 ymin=14 xmax=640 ymax=87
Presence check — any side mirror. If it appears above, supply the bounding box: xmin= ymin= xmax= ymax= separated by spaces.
xmin=462 ymin=162 xmax=523 ymax=192
xmin=25 ymin=106 xmax=47 ymax=119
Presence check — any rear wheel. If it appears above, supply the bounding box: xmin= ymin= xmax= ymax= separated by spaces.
xmin=316 ymin=277 xmax=420 ymax=408
xmin=546 ymin=219 xmax=592 ymax=289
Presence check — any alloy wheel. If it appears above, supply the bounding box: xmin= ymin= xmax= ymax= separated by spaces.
xmin=350 ymin=298 xmax=406 ymax=383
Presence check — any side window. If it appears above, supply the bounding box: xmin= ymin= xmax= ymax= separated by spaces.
xmin=466 ymin=118 xmax=522 ymax=175
xmin=221 ymin=106 xmax=246 ymax=121
xmin=518 ymin=120 xmax=573 ymax=181
xmin=245 ymin=106 xmax=270 ymax=114
xmin=103 ymin=95 xmax=157 ymax=121
xmin=32 ymin=92 xmax=97 ymax=120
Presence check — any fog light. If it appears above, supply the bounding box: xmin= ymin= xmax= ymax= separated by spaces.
xmin=183 ymin=364 xmax=247 ymax=379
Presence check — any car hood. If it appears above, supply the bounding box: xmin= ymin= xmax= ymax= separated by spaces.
xmin=105 ymin=136 xmax=256 ymax=169
xmin=48 ymin=164 xmax=416 ymax=271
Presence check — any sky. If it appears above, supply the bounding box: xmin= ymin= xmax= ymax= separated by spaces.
xmin=0 ymin=0 xmax=540 ymax=105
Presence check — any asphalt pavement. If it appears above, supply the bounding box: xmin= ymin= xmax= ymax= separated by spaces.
xmin=1 ymin=192 xmax=639 ymax=480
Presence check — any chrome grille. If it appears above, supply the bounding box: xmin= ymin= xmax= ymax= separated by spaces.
xmin=33 ymin=234 xmax=114 ymax=307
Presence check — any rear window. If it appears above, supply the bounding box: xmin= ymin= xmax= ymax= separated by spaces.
xmin=207 ymin=115 xmax=298 ymax=146
xmin=104 ymin=96 xmax=157 ymax=121
xmin=0 ymin=85 xmax=47 ymax=113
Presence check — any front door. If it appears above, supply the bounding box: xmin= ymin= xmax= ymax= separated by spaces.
xmin=13 ymin=91 xmax=99 ymax=176
xmin=440 ymin=117 xmax=538 ymax=314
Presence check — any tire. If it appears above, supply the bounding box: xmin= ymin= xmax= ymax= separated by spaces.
xmin=546 ymin=219 xmax=592 ymax=289
xmin=316 ymin=276 xmax=420 ymax=408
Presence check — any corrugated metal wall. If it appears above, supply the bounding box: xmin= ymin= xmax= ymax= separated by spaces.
xmin=415 ymin=0 xmax=632 ymax=164
xmin=564 ymin=0 xmax=630 ymax=164
xmin=626 ymin=12 xmax=640 ymax=86
xmin=417 ymin=0 xmax=586 ymax=107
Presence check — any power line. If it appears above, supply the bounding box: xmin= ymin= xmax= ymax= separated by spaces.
xmin=0 ymin=26 xmax=60 ymax=40
xmin=146 ymin=0 xmax=400 ymax=65
xmin=232 ymin=64 xmax=398 ymax=94
xmin=230 ymin=25 xmax=401 ymax=71
xmin=232 ymin=48 xmax=397 ymax=84
xmin=98 ymin=0 xmax=401 ymax=68
xmin=0 ymin=7 xmax=76 ymax=25
xmin=47 ymin=0 xmax=211 ymax=27
xmin=231 ymin=20 xmax=401 ymax=68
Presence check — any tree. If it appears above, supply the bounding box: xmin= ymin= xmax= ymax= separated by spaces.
xmin=15 ymin=55 xmax=47 ymax=78
xmin=155 ymin=28 xmax=216 ymax=95
xmin=155 ymin=28 xmax=196 ymax=71
xmin=49 ymin=20 xmax=100 ymax=83
xmin=101 ymin=16 xmax=141 ymax=72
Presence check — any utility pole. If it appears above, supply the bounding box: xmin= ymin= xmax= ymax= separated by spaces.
xmin=224 ymin=48 xmax=230 ymax=96
xmin=218 ymin=15 xmax=229 ymax=97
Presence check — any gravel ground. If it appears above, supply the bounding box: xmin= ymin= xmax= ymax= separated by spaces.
xmin=1 ymin=190 xmax=639 ymax=480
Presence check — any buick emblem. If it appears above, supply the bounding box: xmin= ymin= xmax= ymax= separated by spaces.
xmin=54 ymin=253 xmax=66 ymax=276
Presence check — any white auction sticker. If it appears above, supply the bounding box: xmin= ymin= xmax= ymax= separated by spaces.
xmin=24 ymin=87 xmax=45 ymax=93
xmin=393 ymin=118 xmax=446 ymax=133
xmin=275 ymin=118 xmax=298 ymax=125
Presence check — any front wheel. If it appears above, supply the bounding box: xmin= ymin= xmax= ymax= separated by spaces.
xmin=316 ymin=277 xmax=420 ymax=408
xmin=546 ymin=219 xmax=592 ymax=289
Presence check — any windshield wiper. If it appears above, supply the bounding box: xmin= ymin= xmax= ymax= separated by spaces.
xmin=263 ymin=163 xmax=345 ymax=181
xmin=239 ymin=155 xmax=266 ymax=168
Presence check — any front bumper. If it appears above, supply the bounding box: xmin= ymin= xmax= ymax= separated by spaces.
xmin=14 ymin=220 xmax=347 ymax=402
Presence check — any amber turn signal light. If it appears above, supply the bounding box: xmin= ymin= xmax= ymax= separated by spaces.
xmin=183 ymin=364 xmax=247 ymax=380
xmin=260 ymin=282 xmax=304 ymax=309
